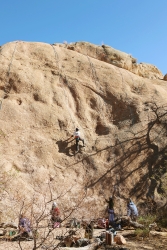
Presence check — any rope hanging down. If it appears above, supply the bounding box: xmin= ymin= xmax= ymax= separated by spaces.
xmin=86 ymin=56 xmax=109 ymax=150
xmin=0 ymin=41 xmax=18 ymax=110
xmin=50 ymin=46 xmax=154 ymax=155
xmin=116 ymin=67 xmax=134 ymax=126
xmin=51 ymin=44 xmax=76 ymax=130
xmin=115 ymin=172 xmax=123 ymax=217
xmin=87 ymin=56 xmax=105 ymax=118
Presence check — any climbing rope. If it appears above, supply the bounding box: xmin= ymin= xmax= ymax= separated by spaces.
xmin=0 ymin=41 xmax=18 ymax=110
xmin=86 ymin=55 xmax=109 ymax=151
xmin=87 ymin=56 xmax=105 ymax=117
xmin=51 ymin=44 xmax=76 ymax=132
xmin=116 ymin=67 xmax=134 ymax=126
xmin=115 ymin=173 xmax=123 ymax=217
xmin=50 ymin=46 xmax=163 ymax=168
xmin=49 ymin=49 xmax=140 ymax=149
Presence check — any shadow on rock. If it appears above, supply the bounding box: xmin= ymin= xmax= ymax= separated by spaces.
xmin=56 ymin=139 xmax=76 ymax=156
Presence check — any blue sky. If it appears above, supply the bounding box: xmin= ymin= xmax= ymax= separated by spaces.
xmin=1 ymin=0 xmax=167 ymax=74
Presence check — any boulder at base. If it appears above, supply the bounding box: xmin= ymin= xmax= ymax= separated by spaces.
xmin=114 ymin=234 xmax=127 ymax=245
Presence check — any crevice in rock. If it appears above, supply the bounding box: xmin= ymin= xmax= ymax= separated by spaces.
xmin=95 ymin=123 xmax=110 ymax=136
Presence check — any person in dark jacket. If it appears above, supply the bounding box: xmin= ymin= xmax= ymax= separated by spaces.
xmin=127 ymin=198 xmax=138 ymax=221
xmin=105 ymin=196 xmax=115 ymax=227
xmin=106 ymin=196 xmax=114 ymax=209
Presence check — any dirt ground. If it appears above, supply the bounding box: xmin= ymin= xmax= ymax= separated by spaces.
xmin=0 ymin=229 xmax=167 ymax=250
xmin=124 ymin=237 xmax=167 ymax=250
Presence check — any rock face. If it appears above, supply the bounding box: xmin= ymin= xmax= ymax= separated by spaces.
xmin=60 ymin=42 xmax=163 ymax=79
xmin=0 ymin=41 xmax=167 ymax=223
xmin=163 ymin=74 xmax=167 ymax=81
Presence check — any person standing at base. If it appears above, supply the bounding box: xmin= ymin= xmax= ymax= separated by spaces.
xmin=127 ymin=198 xmax=138 ymax=221
xmin=71 ymin=128 xmax=85 ymax=152
xmin=105 ymin=196 xmax=115 ymax=227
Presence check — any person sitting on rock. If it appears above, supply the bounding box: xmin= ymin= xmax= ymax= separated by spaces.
xmin=127 ymin=198 xmax=138 ymax=221
xmin=50 ymin=202 xmax=62 ymax=228
xmin=97 ymin=218 xmax=108 ymax=229
xmin=18 ymin=213 xmax=33 ymax=238
xmin=71 ymin=128 xmax=85 ymax=152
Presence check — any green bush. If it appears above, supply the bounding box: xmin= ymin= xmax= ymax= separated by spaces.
xmin=134 ymin=215 xmax=156 ymax=238
xmin=137 ymin=215 xmax=156 ymax=227
xmin=135 ymin=228 xmax=150 ymax=238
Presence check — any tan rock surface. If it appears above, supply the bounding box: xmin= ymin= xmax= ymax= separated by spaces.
xmin=63 ymin=42 xmax=163 ymax=79
xmin=114 ymin=234 xmax=127 ymax=245
xmin=0 ymin=41 xmax=167 ymax=224
xmin=163 ymin=73 xmax=167 ymax=81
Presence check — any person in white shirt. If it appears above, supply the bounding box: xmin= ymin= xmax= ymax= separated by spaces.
xmin=71 ymin=128 xmax=85 ymax=152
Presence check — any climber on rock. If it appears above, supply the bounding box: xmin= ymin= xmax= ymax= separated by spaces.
xmin=71 ymin=128 xmax=85 ymax=152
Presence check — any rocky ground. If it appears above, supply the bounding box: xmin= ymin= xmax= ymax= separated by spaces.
xmin=126 ymin=238 xmax=167 ymax=250
xmin=0 ymin=229 xmax=167 ymax=250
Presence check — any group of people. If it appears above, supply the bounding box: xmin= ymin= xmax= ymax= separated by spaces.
xmin=69 ymin=129 xmax=139 ymax=227
xmin=18 ymin=202 xmax=62 ymax=239
xmin=16 ymin=128 xmax=157 ymax=239
xmin=18 ymin=197 xmax=138 ymax=237
xmin=105 ymin=196 xmax=138 ymax=229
